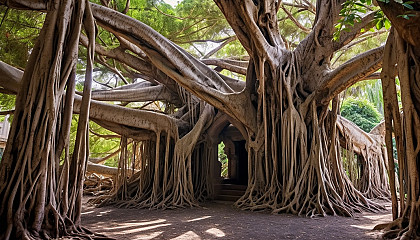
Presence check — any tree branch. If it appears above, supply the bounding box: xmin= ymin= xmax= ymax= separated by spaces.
xmin=91 ymin=3 xmax=256 ymax=130
xmin=0 ymin=0 xmax=46 ymax=10
xmin=281 ymin=5 xmax=311 ymax=33
xmin=316 ymin=46 xmax=384 ymax=105
xmin=91 ymin=85 xmax=182 ymax=105
xmin=202 ymin=58 xmax=247 ymax=75
xmin=73 ymin=95 xmax=186 ymax=136
xmin=0 ymin=61 xmax=22 ymax=93
xmin=203 ymin=36 xmax=237 ymax=59
xmin=333 ymin=11 xmax=377 ymax=52
xmin=336 ymin=115 xmax=384 ymax=156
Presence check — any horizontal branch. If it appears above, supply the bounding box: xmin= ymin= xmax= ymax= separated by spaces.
xmin=0 ymin=0 xmax=46 ymax=10
xmin=89 ymin=148 xmax=121 ymax=164
xmin=202 ymin=58 xmax=247 ymax=75
xmin=0 ymin=61 xmax=22 ymax=93
xmin=0 ymin=61 xmax=189 ymax=136
xmin=73 ymin=95 xmax=186 ymax=136
xmin=92 ymin=118 xmax=161 ymax=141
xmin=0 ymin=110 xmax=14 ymax=115
xmin=336 ymin=115 xmax=384 ymax=156
xmin=333 ymin=11 xmax=377 ymax=52
xmin=316 ymin=46 xmax=384 ymax=105
xmin=91 ymin=85 xmax=182 ymax=105
xmin=91 ymin=3 xmax=256 ymax=130
xmin=87 ymin=161 xmax=119 ymax=176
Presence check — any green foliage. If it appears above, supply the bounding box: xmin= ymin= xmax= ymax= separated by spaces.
xmin=0 ymin=94 xmax=15 ymax=122
xmin=345 ymin=79 xmax=384 ymax=115
xmin=0 ymin=8 xmax=44 ymax=122
xmin=340 ymin=97 xmax=382 ymax=132
xmin=89 ymin=122 xmax=120 ymax=167
xmin=277 ymin=6 xmax=314 ymax=48
xmin=68 ymin=116 xmax=120 ymax=167
xmin=0 ymin=7 xmax=44 ymax=68
xmin=334 ymin=0 xmax=368 ymax=39
xmin=334 ymin=0 xmax=416 ymax=40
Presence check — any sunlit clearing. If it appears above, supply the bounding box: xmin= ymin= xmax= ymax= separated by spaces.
xmin=171 ymin=231 xmax=201 ymax=240
xmin=96 ymin=210 xmax=112 ymax=217
xmin=116 ymin=223 xmax=171 ymax=234
xmin=102 ymin=219 xmax=167 ymax=230
xmin=205 ymin=228 xmax=226 ymax=237
xmin=81 ymin=210 xmax=94 ymax=215
xmin=186 ymin=215 xmax=212 ymax=222
xmin=351 ymin=213 xmax=392 ymax=230
xmin=135 ymin=231 xmax=163 ymax=240
xmin=350 ymin=224 xmax=373 ymax=230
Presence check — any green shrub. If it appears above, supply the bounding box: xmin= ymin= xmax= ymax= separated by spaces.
xmin=340 ymin=97 xmax=382 ymax=132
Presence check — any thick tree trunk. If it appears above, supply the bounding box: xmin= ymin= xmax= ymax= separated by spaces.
xmin=0 ymin=0 xmax=391 ymax=228
xmin=0 ymin=0 xmax=109 ymax=239
xmin=378 ymin=28 xmax=420 ymax=240
xmin=373 ymin=2 xmax=420 ymax=238
xmin=214 ymin=0 xmax=383 ymax=217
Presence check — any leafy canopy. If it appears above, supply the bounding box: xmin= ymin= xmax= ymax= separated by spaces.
xmin=340 ymin=97 xmax=382 ymax=132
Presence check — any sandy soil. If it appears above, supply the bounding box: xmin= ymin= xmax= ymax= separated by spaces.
xmin=81 ymin=198 xmax=391 ymax=240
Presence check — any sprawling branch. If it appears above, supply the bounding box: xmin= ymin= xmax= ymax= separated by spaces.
xmin=336 ymin=115 xmax=384 ymax=155
xmin=0 ymin=61 xmax=21 ymax=93
xmin=0 ymin=0 xmax=46 ymax=10
xmin=91 ymin=3 xmax=256 ymax=130
xmin=91 ymin=85 xmax=182 ymax=105
xmin=214 ymin=0 xmax=284 ymax=55
xmin=73 ymin=95 xmax=185 ymax=136
xmin=316 ymin=46 xmax=384 ymax=105
xmin=80 ymin=34 xmax=154 ymax=81
xmin=87 ymin=161 xmax=119 ymax=176
xmin=202 ymin=58 xmax=247 ymax=75
xmin=333 ymin=12 xmax=377 ymax=51
xmin=203 ymin=36 xmax=237 ymax=59
xmin=0 ymin=61 xmax=188 ymax=137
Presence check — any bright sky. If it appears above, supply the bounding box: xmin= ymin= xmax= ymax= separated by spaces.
xmin=163 ymin=0 xmax=179 ymax=7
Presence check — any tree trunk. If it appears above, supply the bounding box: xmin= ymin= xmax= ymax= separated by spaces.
xmin=0 ymin=0 xmax=108 ymax=239
xmin=374 ymin=1 xmax=420 ymax=238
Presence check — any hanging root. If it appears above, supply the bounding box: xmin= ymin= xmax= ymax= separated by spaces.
xmin=94 ymin=103 xmax=215 ymax=210
xmin=236 ymin=51 xmax=383 ymax=217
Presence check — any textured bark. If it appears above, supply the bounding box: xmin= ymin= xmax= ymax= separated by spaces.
xmin=213 ymin=0 xmax=384 ymax=217
xmin=373 ymin=2 xmax=420 ymax=238
xmin=0 ymin=0 xmax=111 ymax=239
xmin=0 ymin=0 xmax=393 ymax=237
xmin=377 ymin=29 xmax=420 ymax=240
xmin=337 ymin=116 xmax=390 ymax=200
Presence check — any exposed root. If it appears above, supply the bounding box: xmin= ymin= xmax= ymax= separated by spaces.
xmin=235 ymin=50 xmax=383 ymax=217
xmin=94 ymin=103 xmax=216 ymax=209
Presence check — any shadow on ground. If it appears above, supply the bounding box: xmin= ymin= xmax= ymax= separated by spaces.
xmin=81 ymin=198 xmax=391 ymax=240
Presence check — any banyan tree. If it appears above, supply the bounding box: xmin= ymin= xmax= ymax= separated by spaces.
xmin=0 ymin=0 xmax=417 ymax=239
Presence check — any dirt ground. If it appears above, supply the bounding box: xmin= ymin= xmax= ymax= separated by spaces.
xmin=81 ymin=197 xmax=392 ymax=240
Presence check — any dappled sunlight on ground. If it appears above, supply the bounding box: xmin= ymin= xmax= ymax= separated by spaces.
xmin=81 ymin=198 xmax=391 ymax=239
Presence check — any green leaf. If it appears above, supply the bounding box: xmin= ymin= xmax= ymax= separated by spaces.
xmin=375 ymin=19 xmax=384 ymax=30
xmin=402 ymin=3 xmax=414 ymax=9
xmin=384 ymin=18 xmax=391 ymax=29
xmin=398 ymin=14 xmax=410 ymax=19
